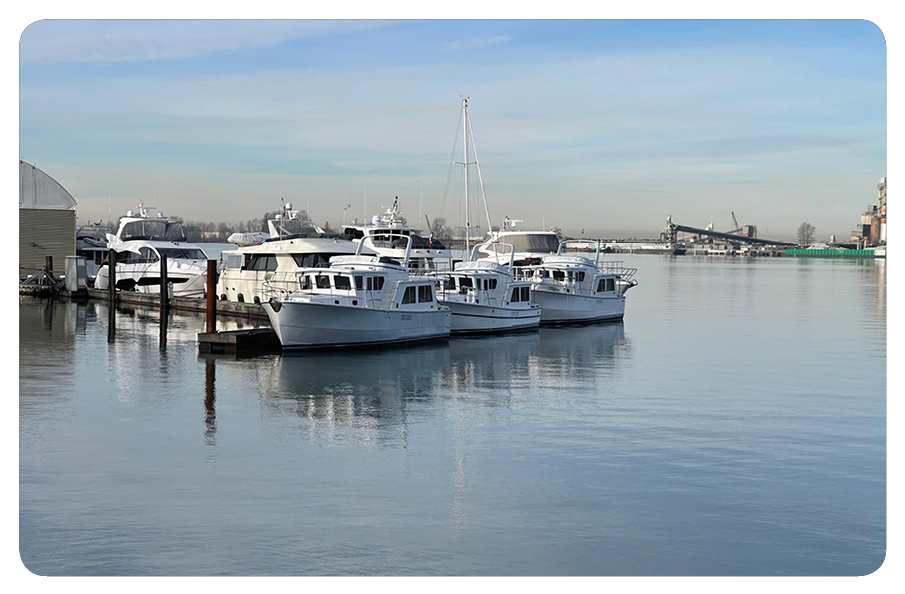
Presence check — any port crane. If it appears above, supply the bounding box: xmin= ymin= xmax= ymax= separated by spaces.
xmin=730 ymin=211 xmax=741 ymax=234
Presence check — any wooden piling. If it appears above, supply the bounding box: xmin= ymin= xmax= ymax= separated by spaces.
xmin=206 ymin=260 xmax=217 ymax=333
xmin=108 ymin=249 xmax=117 ymax=303
xmin=159 ymin=254 xmax=169 ymax=309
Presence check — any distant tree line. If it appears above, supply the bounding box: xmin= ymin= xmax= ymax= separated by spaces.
xmin=176 ymin=209 xmax=328 ymax=242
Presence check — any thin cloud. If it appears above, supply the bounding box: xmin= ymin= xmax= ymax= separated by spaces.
xmin=442 ymin=36 xmax=510 ymax=52
xmin=19 ymin=20 xmax=395 ymax=64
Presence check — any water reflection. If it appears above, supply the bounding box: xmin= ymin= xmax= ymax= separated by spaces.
xmin=438 ymin=331 xmax=541 ymax=404
xmin=204 ymin=359 xmax=217 ymax=445
xmin=532 ymin=322 xmax=628 ymax=379
xmin=253 ymin=345 xmax=451 ymax=445
xmin=19 ymin=298 xmax=79 ymax=412
xmin=252 ymin=322 xmax=631 ymax=437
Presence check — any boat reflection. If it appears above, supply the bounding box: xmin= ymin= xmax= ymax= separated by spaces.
xmin=253 ymin=321 xmax=631 ymax=438
xmin=253 ymin=345 xmax=452 ymax=444
xmin=531 ymin=321 xmax=629 ymax=380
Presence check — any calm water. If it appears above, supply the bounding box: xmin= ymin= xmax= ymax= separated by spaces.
xmin=19 ymin=255 xmax=886 ymax=576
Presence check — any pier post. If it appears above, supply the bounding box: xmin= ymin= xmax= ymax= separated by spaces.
xmin=206 ymin=259 xmax=217 ymax=333
xmin=108 ymin=249 xmax=117 ymax=303
xmin=44 ymin=255 xmax=53 ymax=272
xmin=159 ymin=253 xmax=169 ymax=310
xmin=159 ymin=253 xmax=169 ymax=351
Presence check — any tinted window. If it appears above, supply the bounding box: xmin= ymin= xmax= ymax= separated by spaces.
xmin=402 ymin=286 xmax=416 ymax=304
xmin=315 ymin=275 xmax=331 ymax=289
xmin=417 ymin=285 xmax=432 ymax=303
xmin=334 ymin=276 xmax=352 ymax=290
xmin=158 ymin=248 xmax=206 ymax=260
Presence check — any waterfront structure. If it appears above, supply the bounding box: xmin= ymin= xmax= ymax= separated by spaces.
xmin=19 ymin=160 xmax=76 ymax=275
xmin=851 ymin=177 xmax=887 ymax=248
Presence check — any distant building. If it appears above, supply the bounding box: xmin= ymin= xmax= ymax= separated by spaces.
xmin=878 ymin=177 xmax=886 ymax=244
xmin=850 ymin=177 xmax=887 ymax=247
xmin=19 ymin=160 xmax=77 ymax=274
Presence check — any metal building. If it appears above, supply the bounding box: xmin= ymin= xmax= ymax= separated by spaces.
xmin=19 ymin=160 xmax=77 ymax=276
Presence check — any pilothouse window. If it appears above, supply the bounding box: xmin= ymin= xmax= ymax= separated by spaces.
xmin=417 ymin=285 xmax=432 ymax=303
xmin=334 ymin=276 xmax=352 ymax=290
xmin=247 ymin=254 xmax=278 ymax=271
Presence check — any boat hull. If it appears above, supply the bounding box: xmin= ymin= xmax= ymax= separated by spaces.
xmin=532 ymin=288 xmax=625 ymax=324
xmin=262 ymin=300 xmax=451 ymax=349
xmin=95 ymin=261 xmax=208 ymax=297
xmin=443 ymin=300 xmax=541 ymax=334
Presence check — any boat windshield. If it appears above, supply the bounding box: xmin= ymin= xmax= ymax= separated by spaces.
xmin=120 ymin=220 xmax=186 ymax=242
xmin=501 ymin=233 xmax=560 ymax=254
xmin=158 ymin=247 xmax=207 ymax=260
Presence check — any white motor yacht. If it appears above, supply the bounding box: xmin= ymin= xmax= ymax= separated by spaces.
xmin=341 ymin=198 xmax=453 ymax=273
xmin=94 ymin=201 xmax=209 ymax=297
xmin=262 ymin=236 xmax=451 ymax=350
xmin=434 ymin=242 xmax=541 ymax=334
xmin=488 ymin=222 xmax=638 ymax=324
xmin=423 ymin=98 xmax=540 ymax=334
xmin=217 ymin=202 xmax=375 ymax=304
xmin=526 ymin=239 xmax=637 ymax=324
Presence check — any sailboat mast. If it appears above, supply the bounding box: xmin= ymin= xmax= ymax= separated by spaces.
xmin=463 ymin=98 xmax=469 ymax=255
xmin=467 ymin=110 xmax=493 ymax=238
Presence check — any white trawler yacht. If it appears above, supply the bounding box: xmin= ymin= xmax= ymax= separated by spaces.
xmin=436 ymin=242 xmax=541 ymax=334
xmin=262 ymin=236 xmax=451 ymax=350
xmin=217 ymin=202 xmax=375 ymax=304
xmin=427 ymin=98 xmax=541 ymax=334
xmin=491 ymin=219 xmax=638 ymax=324
xmin=341 ymin=198 xmax=453 ymax=272
xmin=94 ymin=201 xmax=209 ymax=297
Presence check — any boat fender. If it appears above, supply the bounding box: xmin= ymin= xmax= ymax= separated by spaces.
xmin=269 ymin=298 xmax=282 ymax=312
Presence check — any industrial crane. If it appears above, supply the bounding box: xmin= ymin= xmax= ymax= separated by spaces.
xmin=729 ymin=211 xmax=741 ymax=234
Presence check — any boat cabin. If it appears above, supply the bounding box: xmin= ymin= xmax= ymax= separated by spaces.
xmin=291 ymin=268 xmax=439 ymax=311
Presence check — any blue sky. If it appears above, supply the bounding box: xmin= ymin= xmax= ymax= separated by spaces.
xmin=18 ymin=19 xmax=886 ymax=241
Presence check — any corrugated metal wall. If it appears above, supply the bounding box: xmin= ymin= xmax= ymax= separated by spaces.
xmin=19 ymin=208 xmax=76 ymax=273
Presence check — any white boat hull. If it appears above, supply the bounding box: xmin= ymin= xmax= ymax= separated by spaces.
xmin=263 ymin=300 xmax=451 ymax=349
xmin=95 ymin=261 xmax=208 ymax=297
xmin=533 ymin=288 xmax=625 ymax=324
xmin=444 ymin=300 xmax=541 ymax=334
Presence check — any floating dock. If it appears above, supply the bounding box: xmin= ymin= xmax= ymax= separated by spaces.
xmin=80 ymin=288 xmax=269 ymax=319
xmin=197 ymin=328 xmax=281 ymax=355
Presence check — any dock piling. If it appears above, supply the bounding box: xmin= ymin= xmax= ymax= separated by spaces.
xmin=206 ymin=260 xmax=217 ymax=333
